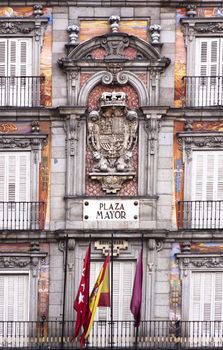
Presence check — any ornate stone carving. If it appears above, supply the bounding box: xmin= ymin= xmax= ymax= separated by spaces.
xmin=67 ymin=25 xmax=80 ymax=45
xmin=95 ymin=239 xmax=128 ymax=256
xmin=31 ymin=121 xmax=40 ymax=133
xmin=108 ymin=15 xmax=120 ymax=33
xmin=186 ymin=5 xmax=197 ymax=17
xmin=0 ymin=257 xmax=31 ymax=268
xmin=0 ymin=135 xmax=48 ymax=150
xmin=101 ymin=36 xmax=129 ymax=60
xmin=180 ymin=255 xmax=223 ymax=269
xmin=87 ymin=92 xmax=138 ymax=193
xmin=33 ymin=4 xmax=43 ymax=17
xmin=144 ymin=115 xmax=162 ymax=155
xmin=194 ymin=23 xmax=223 ymax=33
xmin=178 ymin=133 xmax=223 ymax=161
xmin=149 ymin=24 xmax=161 ymax=44
xmin=181 ymin=18 xmax=223 ymax=46
xmin=0 ymin=22 xmax=33 ymax=34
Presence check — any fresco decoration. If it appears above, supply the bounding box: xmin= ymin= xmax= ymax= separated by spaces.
xmin=174 ymin=8 xmax=223 ymax=107
xmin=39 ymin=122 xmax=51 ymax=226
xmin=86 ymin=84 xmax=138 ymax=196
xmin=174 ymin=8 xmax=186 ymax=108
xmin=170 ymin=243 xmax=181 ymax=320
xmin=80 ymin=20 xmax=149 ymax=42
xmin=191 ymin=243 xmax=223 ymax=253
xmin=38 ymin=244 xmax=50 ymax=320
xmin=0 ymin=7 xmax=52 ymax=107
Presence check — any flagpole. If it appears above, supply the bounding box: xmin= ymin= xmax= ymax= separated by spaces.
xmin=61 ymin=234 xmax=68 ymax=348
xmin=110 ymin=232 xmax=113 ymax=349
xmin=134 ymin=233 xmax=144 ymax=348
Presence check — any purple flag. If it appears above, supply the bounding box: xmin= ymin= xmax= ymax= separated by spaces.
xmin=130 ymin=248 xmax=143 ymax=327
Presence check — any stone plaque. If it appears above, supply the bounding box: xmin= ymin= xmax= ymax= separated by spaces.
xmin=83 ymin=199 xmax=139 ymax=221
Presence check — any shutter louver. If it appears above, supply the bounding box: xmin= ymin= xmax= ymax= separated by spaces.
xmin=0 ymin=40 xmax=6 ymax=76
xmin=0 ymin=156 xmax=6 ymax=201
xmin=9 ymin=40 xmax=17 ymax=77
xmin=214 ymin=273 xmax=223 ymax=320
xmin=8 ymin=155 xmax=16 ymax=202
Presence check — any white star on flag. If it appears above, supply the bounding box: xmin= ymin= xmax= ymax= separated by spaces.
xmin=78 ymin=291 xmax=84 ymax=304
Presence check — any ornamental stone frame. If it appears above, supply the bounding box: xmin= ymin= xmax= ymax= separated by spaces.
xmin=59 ymin=32 xmax=170 ymax=198
xmin=180 ymin=17 xmax=223 ymax=76
xmin=177 ymin=253 xmax=223 ymax=320
xmin=178 ymin=131 xmax=223 ymax=201
xmin=0 ymin=251 xmax=47 ymax=321
xmin=0 ymin=17 xmax=48 ymax=76
xmin=0 ymin=133 xmax=48 ymax=203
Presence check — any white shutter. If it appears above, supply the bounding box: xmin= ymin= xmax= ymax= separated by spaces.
xmin=9 ymin=40 xmax=17 ymax=77
xmin=0 ymin=275 xmax=29 ymax=321
xmin=196 ymin=38 xmax=220 ymax=77
xmin=8 ymin=39 xmax=32 ymax=77
xmin=0 ymin=156 xmax=6 ymax=201
xmin=0 ymin=40 xmax=7 ymax=76
xmin=192 ymin=151 xmax=223 ymax=201
xmin=90 ymin=261 xmax=135 ymax=321
xmin=190 ymin=272 xmax=223 ymax=321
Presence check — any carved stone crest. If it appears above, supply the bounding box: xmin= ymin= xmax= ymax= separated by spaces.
xmin=87 ymin=92 xmax=138 ymax=193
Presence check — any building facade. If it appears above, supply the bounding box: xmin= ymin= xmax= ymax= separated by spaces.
xmin=0 ymin=0 xmax=222 ymax=348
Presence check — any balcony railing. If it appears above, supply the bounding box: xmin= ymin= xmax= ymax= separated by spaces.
xmin=177 ymin=200 xmax=223 ymax=229
xmin=0 ymin=320 xmax=223 ymax=348
xmin=0 ymin=202 xmax=45 ymax=230
xmin=0 ymin=76 xmax=45 ymax=107
xmin=182 ymin=76 xmax=223 ymax=108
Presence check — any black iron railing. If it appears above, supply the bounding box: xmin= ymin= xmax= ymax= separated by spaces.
xmin=0 ymin=320 xmax=223 ymax=348
xmin=177 ymin=200 xmax=223 ymax=229
xmin=0 ymin=202 xmax=45 ymax=230
xmin=0 ymin=76 xmax=45 ymax=107
xmin=182 ymin=76 xmax=223 ymax=108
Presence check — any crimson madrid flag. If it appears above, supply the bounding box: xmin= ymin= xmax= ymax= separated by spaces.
xmin=73 ymin=244 xmax=90 ymax=338
xmin=130 ymin=248 xmax=143 ymax=327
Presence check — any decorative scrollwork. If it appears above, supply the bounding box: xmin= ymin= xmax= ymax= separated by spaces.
xmin=116 ymin=71 xmax=129 ymax=85
xmin=101 ymin=71 xmax=113 ymax=85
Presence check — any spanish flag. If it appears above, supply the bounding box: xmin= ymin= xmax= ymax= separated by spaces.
xmin=80 ymin=255 xmax=110 ymax=343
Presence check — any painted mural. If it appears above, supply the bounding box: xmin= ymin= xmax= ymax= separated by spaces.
xmin=80 ymin=20 xmax=148 ymax=42
xmin=0 ymin=7 xmax=52 ymax=107
xmin=174 ymin=7 xmax=223 ymax=107
xmin=170 ymin=243 xmax=181 ymax=320
xmin=38 ymin=243 xmax=50 ymax=319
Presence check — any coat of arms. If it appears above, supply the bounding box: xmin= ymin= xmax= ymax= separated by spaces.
xmin=87 ymin=92 xmax=138 ymax=193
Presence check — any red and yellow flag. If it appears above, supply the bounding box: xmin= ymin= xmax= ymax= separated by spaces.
xmin=80 ymin=255 xmax=110 ymax=343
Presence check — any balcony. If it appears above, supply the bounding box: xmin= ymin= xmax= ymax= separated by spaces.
xmin=0 ymin=76 xmax=45 ymax=107
xmin=177 ymin=200 xmax=223 ymax=229
xmin=0 ymin=202 xmax=45 ymax=230
xmin=182 ymin=76 xmax=223 ymax=108
xmin=0 ymin=320 xmax=223 ymax=349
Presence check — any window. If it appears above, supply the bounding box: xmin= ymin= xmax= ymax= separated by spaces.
xmin=89 ymin=260 xmax=135 ymax=346
xmin=0 ymin=274 xmax=29 ymax=322
xmin=90 ymin=260 xmax=135 ymax=321
xmin=0 ymin=152 xmax=31 ymax=229
xmin=0 ymin=274 xmax=29 ymax=346
xmin=189 ymin=271 xmax=223 ymax=345
xmin=190 ymin=271 xmax=223 ymax=321
xmin=190 ymin=151 xmax=223 ymax=228
xmin=194 ymin=38 xmax=223 ymax=106
xmin=0 ymin=38 xmax=32 ymax=107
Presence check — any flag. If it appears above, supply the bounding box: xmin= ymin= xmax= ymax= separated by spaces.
xmin=130 ymin=248 xmax=143 ymax=327
xmin=80 ymin=255 xmax=110 ymax=343
xmin=73 ymin=244 xmax=90 ymax=338
xmin=98 ymin=260 xmax=110 ymax=307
